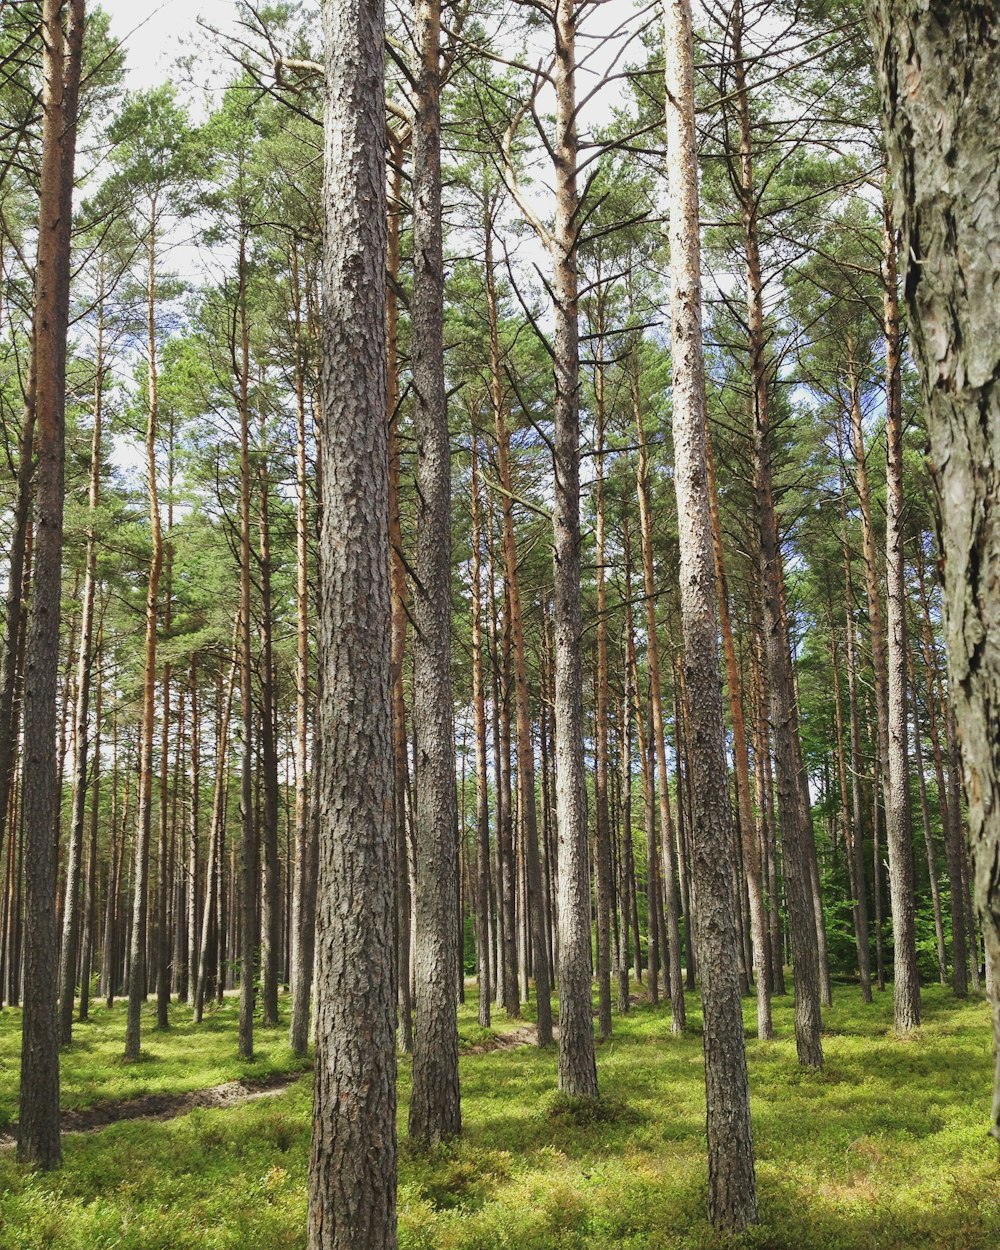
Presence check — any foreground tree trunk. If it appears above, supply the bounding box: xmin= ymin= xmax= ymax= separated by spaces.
xmin=663 ymin=0 xmax=757 ymax=1226
xmin=868 ymin=0 xmax=1000 ymax=1141
xmin=308 ymin=0 xmax=397 ymax=1243
xmin=18 ymin=0 xmax=85 ymax=1169
xmin=551 ymin=0 xmax=598 ymax=1101
xmin=408 ymin=0 xmax=461 ymax=1146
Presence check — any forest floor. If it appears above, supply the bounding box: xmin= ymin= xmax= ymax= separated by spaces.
xmin=0 ymin=981 xmax=996 ymax=1250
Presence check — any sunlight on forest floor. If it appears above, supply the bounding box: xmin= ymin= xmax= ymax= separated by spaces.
xmin=0 ymin=982 xmax=996 ymax=1249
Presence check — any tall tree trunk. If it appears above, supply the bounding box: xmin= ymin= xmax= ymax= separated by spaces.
xmin=590 ymin=296 xmax=613 ymax=1041
xmin=881 ymin=192 xmax=920 ymax=1029
xmin=18 ymin=0 xmax=84 ymax=1169
xmin=186 ymin=657 xmax=200 ymax=1005
xmin=259 ymin=467 xmax=281 ymax=1026
xmin=408 ymin=0 xmax=460 ymax=1146
xmin=732 ymin=0 xmax=823 ymax=1066
xmin=908 ymin=648 xmax=948 ymax=985
xmin=309 ymin=0 xmax=396 ymax=1239
xmin=125 ymin=196 xmax=165 ymax=1063
xmin=289 ymin=241 xmax=315 ymax=1056
xmin=664 ymin=0 xmax=757 ymax=1226
xmin=236 ymin=231 xmax=256 ymax=1061
xmin=486 ymin=220 xmax=553 ymax=1046
xmin=634 ymin=351 xmax=685 ymax=1031
xmin=869 ymin=0 xmax=1000 ymax=1140
xmin=706 ymin=428 xmax=772 ymax=1038
xmin=58 ymin=271 xmax=103 ymax=1043
xmin=470 ymin=435 xmax=492 ymax=1029
xmin=384 ymin=149 xmax=413 ymax=1053
xmin=550 ymin=0 xmax=598 ymax=1099
xmin=79 ymin=649 xmax=101 ymax=1021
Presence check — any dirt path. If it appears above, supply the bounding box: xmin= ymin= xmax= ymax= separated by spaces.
xmin=0 ymin=1067 xmax=308 ymax=1148
xmin=0 ymin=1020 xmax=547 ymax=1146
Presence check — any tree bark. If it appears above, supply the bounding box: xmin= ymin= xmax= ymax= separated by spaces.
xmin=551 ymin=0 xmax=598 ymax=1100
xmin=18 ymin=0 xmax=85 ymax=1169
xmin=309 ymin=0 xmax=397 ymax=1241
xmin=868 ymin=0 xmax=1000 ymax=1140
xmin=408 ymin=0 xmax=461 ymax=1145
xmin=663 ymin=0 xmax=757 ymax=1226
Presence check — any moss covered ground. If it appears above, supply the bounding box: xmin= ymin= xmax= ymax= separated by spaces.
xmin=0 ymin=981 xmax=996 ymax=1249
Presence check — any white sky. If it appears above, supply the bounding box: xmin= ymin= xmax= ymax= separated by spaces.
xmin=101 ymin=0 xmax=243 ymax=88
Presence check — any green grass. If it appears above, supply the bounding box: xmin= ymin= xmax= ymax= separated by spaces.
xmin=0 ymin=982 xmax=997 ymax=1249
xmin=0 ymin=995 xmax=311 ymax=1127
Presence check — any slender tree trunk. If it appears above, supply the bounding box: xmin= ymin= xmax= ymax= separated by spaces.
xmin=309 ymin=0 xmax=397 ymax=1237
xmin=908 ymin=648 xmax=948 ymax=985
xmin=881 ymin=192 xmax=920 ymax=1029
xmin=289 ymin=242 xmax=315 ymax=1056
xmin=548 ymin=0 xmax=598 ymax=1099
xmin=18 ymin=0 xmax=84 ymax=1168
xmin=408 ymin=0 xmax=460 ymax=1145
xmin=259 ymin=467 xmax=281 ymax=1026
xmin=664 ymin=0 xmax=757 ymax=1225
xmin=186 ymin=658 xmax=200 ymax=1004
xmin=125 ymin=201 xmax=165 ymax=1063
xmin=706 ymin=428 xmax=772 ymax=1038
xmin=591 ymin=300 xmax=613 ymax=1041
xmin=234 ymin=232 xmax=257 ymax=1060
xmin=634 ymin=353 xmax=685 ymax=1031
xmin=470 ymin=435 xmax=492 ymax=1029
xmin=58 ymin=274 xmax=104 ymax=1043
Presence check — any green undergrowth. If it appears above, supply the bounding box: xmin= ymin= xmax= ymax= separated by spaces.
xmin=0 ymin=982 xmax=996 ymax=1250
xmin=0 ymin=995 xmax=311 ymax=1127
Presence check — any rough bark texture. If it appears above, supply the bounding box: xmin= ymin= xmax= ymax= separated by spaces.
xmin=407 ymin=0 xmax=461 ymax=1146
xmin=663 ymin=0 xmax=757 ymax=1226
xmin=308 ymin=0 xmax=397 ymax=1244
xmin=868 ymin=0 xmax=1000 ymax=1141
xmin=18 ymin=0 xmax=84 ymax=1169
xmin=551 ymin=0 xmax=598 ymax=1101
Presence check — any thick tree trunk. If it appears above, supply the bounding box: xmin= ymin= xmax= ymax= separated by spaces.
xmin=408 ymin=0 xmax=461 ymax=1145
xmin=18 ymin=0 xmax=84 ymax=1169
xmin=869 ymin=0 xmax=1000 ymax=1140
xmin=309 ymin=0 xmax=397 ymax=1241
xmin=663 ymin=0 xmax=757 ymax=1226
